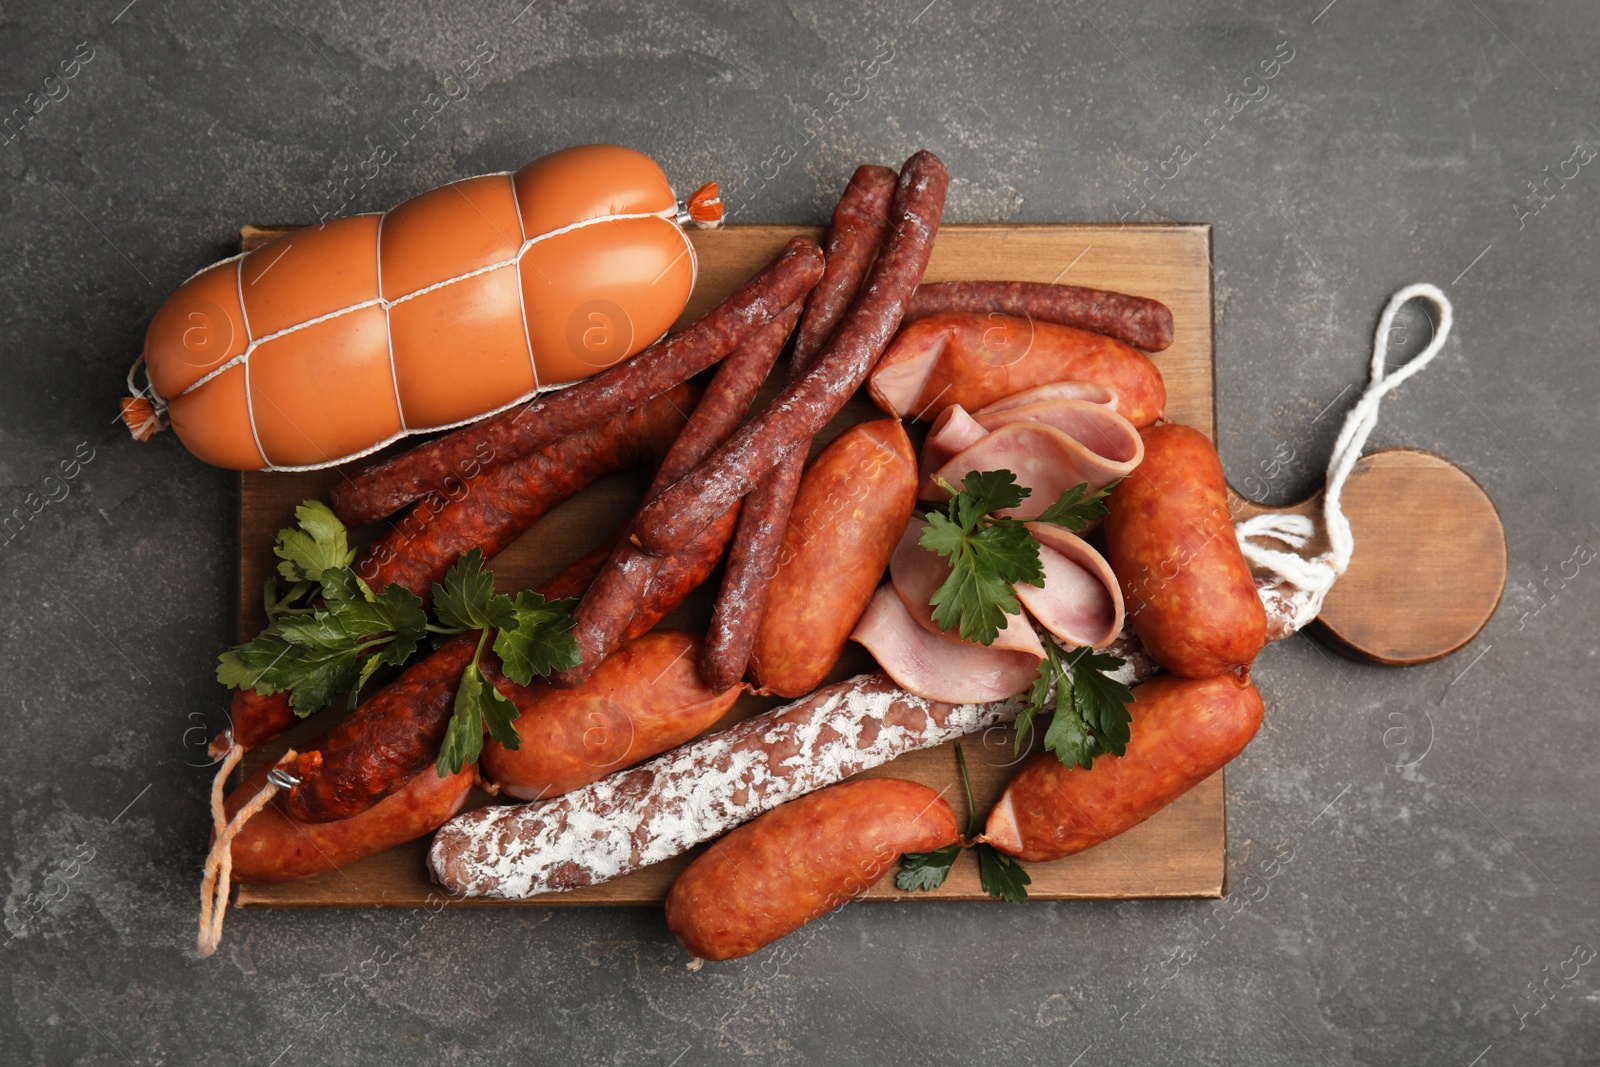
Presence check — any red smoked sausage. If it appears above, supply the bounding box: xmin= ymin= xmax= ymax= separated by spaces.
xmin=283 ymin=633 xmax=478 ymax=823
xmin=225 ymin=742 xmax=477 ymax=883
xmin=869 ymin=312 xmax=1166 ymax=427
xmin=700 ymin=163 xmax=900 ymax=692
xmin=747 ymin=418 xmax=919 ymax=698
xmin=1103 ymin=423 xmax=1266 ymax=678
xmin=665 ymin=778 xmax=960 ymax=961
xmin=630 ymin=150 xmax=948 ymax=557
xmin=552 ymin=300 xmax=804 ymax=687
xmin=905 ymin=280 xmax=1175 ymax=353
xmin=985 ymin=673 xmax=1263 ymax=862
xmin=353 ymin=384 xmax=693 ymax=602
xmin=480 ymin=631 xmax=742 ymax=800
xmin=330 ymin=236 xmax=825 ymax=526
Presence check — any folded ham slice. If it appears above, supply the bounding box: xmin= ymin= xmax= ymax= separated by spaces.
xmin=1018 ymin=523 xmax=1125 ymax=649
xmin=922 ymin=416 xmax=1142 ymax=517
xmin=851 ymin=584 xmax=1041 ymax=704
xmin=974 ymin=381 xmax=1117 ymax=415
xmin=888 ymin=522 xmax=1047 ymax=658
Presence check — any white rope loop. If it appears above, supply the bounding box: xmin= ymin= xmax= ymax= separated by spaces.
xmin=1237 ymin=283 xmax=1454 ymax=629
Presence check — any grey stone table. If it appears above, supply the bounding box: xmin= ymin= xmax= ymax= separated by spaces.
xmin=2 ymin=1 xmax=1596 ymax=1063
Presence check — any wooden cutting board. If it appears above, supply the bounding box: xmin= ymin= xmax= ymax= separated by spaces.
xmin=232 ymin=222 xmax=1224 ymax=909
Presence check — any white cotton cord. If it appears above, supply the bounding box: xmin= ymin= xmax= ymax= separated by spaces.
xmin=1237 ymin=283 xmax=1454 ymax=632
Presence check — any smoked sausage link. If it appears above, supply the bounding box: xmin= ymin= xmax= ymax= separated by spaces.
xmin=747 ymin=418 xmax=918 ymax=697
xmin=630 ymin=150 xmax=948 ymax=557
xmin=701 ymin=163 xmax=900 ymax=691
xmin=869 ymin=312 xmax=1167 ymax=428
xmin=330 ymin=235 xmax=825 ymax=526
xmin=905 ymin=280 xmax=1175 ymax=353
xmin=355 ymin=384 xmax=694 ymax=602
xmin=665 ymin=778 xmax=959 ymax=961
xmin=284 ymin=633 xmax=478 ymax=823
xmin=480 ymin=631 xmax=742 ymax=800
xmin=1103 ymin=423 xmax=1266 ymax=678
xmin=225 ymin=743 xmax=476 ymax=883
xmin=986 ymin=673 xmax=1263 ymax=862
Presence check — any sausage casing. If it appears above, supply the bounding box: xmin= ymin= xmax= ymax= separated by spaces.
xmin=985 ymin=673 xmax=1263 ymax=862
xmin=1103 ymin=423 xmax=1266 ymax=678
xmin=480 ymin=631 xmax=742 ymax=800
xmin=665 ymin=778 xmax=959 ymax=961
xmin=747 ymin=418 xmax=918 ymax=697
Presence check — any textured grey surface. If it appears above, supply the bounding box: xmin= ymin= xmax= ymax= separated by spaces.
xmin=2 ymin=1 xmax=1597 ymax=1063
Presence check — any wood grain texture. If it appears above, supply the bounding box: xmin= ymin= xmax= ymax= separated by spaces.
xmin=232 ymin=222 xmax=1226 ymax=909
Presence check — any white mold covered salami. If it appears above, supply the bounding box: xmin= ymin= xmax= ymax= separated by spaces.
xmin=427 ymin=673 xmax=1024 ymax=899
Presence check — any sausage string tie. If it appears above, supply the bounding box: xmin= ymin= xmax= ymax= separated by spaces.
xmin=197 ymin=747 xmax=298 ymax=958
xmin=1234 ymin=283 xmax=1454 ymax=632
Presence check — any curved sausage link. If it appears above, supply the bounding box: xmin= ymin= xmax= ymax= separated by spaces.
xmin=630 ymin=150 xmax=948 ymax=558
xmin=700 ymin=164 xmax=899 ymax=691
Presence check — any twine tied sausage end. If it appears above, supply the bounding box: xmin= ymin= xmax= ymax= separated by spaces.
xmin=197 ymin=747 xmax=297 ymax=958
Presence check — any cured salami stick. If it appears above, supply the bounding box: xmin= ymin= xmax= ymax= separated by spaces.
xmin=330 ymin=236 xmax=825 ymax=527
xmin=427 ymin=671 xmax=1025 ymax=898
xmin=354 ymin=384 xmax=694 ymax=603
xmin=630 ymin=151 xmax=948 ymax=558
xmin=551 ymin=302 xmax=805 ymax=687
xmin=906 ymin=281 xmax=1175 ymax=352
xmin=700 ymin=164 xmax=899 ymax=691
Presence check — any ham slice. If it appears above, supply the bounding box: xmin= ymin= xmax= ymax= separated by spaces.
xmin=888 ymin=521 xmax=1046 ymax=658
xmin=922 ymin=420 xmax=1141 ymax=518
xmin=919 ymin=405 xmax=989 ymax=486
xmin=851 ymin=584 xmax=1041 ymax=704
xmin=1017 ymin=523 xmax=1125 ymax=649
xmin=972 ymin=399 xmax=1142 ymax=469
xmin=974 ymin=381 xmax=1117 ymax=414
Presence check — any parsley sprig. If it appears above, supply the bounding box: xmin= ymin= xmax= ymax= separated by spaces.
xmin=895 ymin=744 xmax=1032 ymax=903
xmin=217 ymin=502 xmax=580 ymax=778
xmin=918 ymin=471 xmax=1114 ymax=646
xmin=1014 ymin=641 xmax=1135 ymax=770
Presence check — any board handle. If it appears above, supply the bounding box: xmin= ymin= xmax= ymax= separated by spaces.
xmin=1228 ymin=447 xmax=1505 ymax=666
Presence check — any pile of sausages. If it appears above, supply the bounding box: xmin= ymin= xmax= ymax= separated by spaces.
xmin=215 ymin=147 xmax=1276 ymax=964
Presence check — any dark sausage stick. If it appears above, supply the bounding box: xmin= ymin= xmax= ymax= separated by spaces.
xmin=699 ymin=165 xmax=899 ymax=691
xmin=353 ymin=385 xmax=693 ymax=604
xmin=905 ymin=280 xmax=1175 ymax=352
xmin=631 ymin=150 xmax=949 ymax=558
xmin=551 ymin=301 xmax=805 ymax=688
xmin=329 ymin=237 xmax=825 ymax=527
xmin=211 ymin=392 xmax=689 ymax=760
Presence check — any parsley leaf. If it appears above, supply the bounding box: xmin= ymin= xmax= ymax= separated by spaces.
xmin=919 ymin=474 xmax=1121 ymax=648
xmin=920 ymin=472 xmax=1045 ymax=646
xmin=493 ymin=591 xmax=582 ymax=685
xmin=1029 ymin=480 xmax=1117 ymax=531
xmin=975 ymin=844 xmax=1032 ymax=904
xmin=1027 ymin=641 xmax=1135 ymax=770
xmin=436 ymin=655 xmax=524 ymax=776
xmin=895 ymin=845 xmax=961 ymax=891
xmin=432 ymin=549 xmax=517 ymax=632
xmin=274 ymin=500 xmax=355 ymax=582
